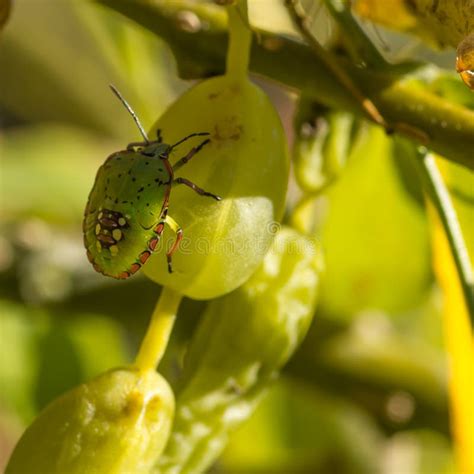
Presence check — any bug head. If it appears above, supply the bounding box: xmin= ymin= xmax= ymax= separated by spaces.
xmin=140 ymin=142 xmax=171 ymax=158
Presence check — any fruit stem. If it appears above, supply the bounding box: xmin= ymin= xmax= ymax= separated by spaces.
xmin=226 ymin=0 xmax=251 ymax=82
xmin=134 ymin=286 xmax=182 ymax=371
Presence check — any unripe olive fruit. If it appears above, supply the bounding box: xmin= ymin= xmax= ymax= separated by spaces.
xmin=144 ymin=76 xmax=289 ymax=299
xmin=294 ymin=105 xmax=354 ymax=194
xmin=6 ymin=367 xmax=174 ymax=474
xmin=156 ymin=226 xmax=322 ymax=473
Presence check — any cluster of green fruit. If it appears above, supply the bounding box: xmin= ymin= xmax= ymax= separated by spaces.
xmin=6 ymin=3 xmax=327 ymax=473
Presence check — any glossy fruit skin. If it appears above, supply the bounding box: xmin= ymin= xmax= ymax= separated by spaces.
xmin=83 ymin=136 xmax=218 ymax=279
xmin=143 ymin=76 xmax=289 ymax=299
xmin=6 ymin=367 xmax=175 ymax=474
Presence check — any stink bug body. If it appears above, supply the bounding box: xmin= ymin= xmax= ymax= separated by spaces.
xmin=83 ymin=85 xmax=221 ymax=280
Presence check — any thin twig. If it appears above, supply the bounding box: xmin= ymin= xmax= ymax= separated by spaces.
xmin=322 ymin=0 xmax=387 ymax=68
xmin=416 ymin=151 xmax=474 ymax=327
xmin=285 ymin=0 xmax=388 ymax=128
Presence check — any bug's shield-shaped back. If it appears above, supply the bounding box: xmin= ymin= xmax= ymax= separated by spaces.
xmin=84 ymin=151 xmax=171 ymax=278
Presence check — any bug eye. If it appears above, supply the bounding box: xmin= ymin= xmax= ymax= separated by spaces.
xmin=137 ymin=147 xmax=144 ymax=152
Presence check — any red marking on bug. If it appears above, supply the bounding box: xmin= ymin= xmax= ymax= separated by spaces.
xmin=130 ymin=263 xmax=141 ymax=274
xmin=149 ymin=237 xmax=159 ymax=251
xmin=118 ymin=271 xmax=130 ymax=279
xmin=154 ymin=223 xmax=164 ymax=234
xmin=139 ymin=251 xmax=151 ymax=264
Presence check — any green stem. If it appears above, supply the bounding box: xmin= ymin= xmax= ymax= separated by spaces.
xmin=225 ymin=0 xmax=251 ymax=81
xmin=286 ymin=0 xmax=386 ymax=127
xmin=97 ymin=0 xmax=474 ymax=169
xmin=415 ymin=152 xmax=474 ymax=327
xmin=134 ymin=286 xmax=183 ymax=371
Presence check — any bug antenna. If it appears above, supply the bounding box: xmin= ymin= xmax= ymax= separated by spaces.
xmin=109 ymin=84 xmax=149 ymax=143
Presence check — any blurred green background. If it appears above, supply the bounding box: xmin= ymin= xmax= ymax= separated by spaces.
xmin=1 ymin=1 xmax=471 ymax=472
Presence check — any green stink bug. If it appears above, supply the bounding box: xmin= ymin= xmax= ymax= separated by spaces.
xmin=83 ymin=85 xmax=221 ymax=280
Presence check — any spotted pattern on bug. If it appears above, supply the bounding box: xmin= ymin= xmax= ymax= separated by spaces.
xmin=94 ymin=209 xmax=128 ymax=254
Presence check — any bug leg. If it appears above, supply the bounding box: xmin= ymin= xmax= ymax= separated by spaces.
xmin=164 ymin=215 xmax=183 ymax=273
xmin=173 ymin=177 xmax=221 ymax=201
xmin=156 ymin=129 xmax=163 ymax=143
xmin=172 ymin=139 xmax=211 ymax=172
xmin=169 ymin=132 xmax=210 ymax=152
